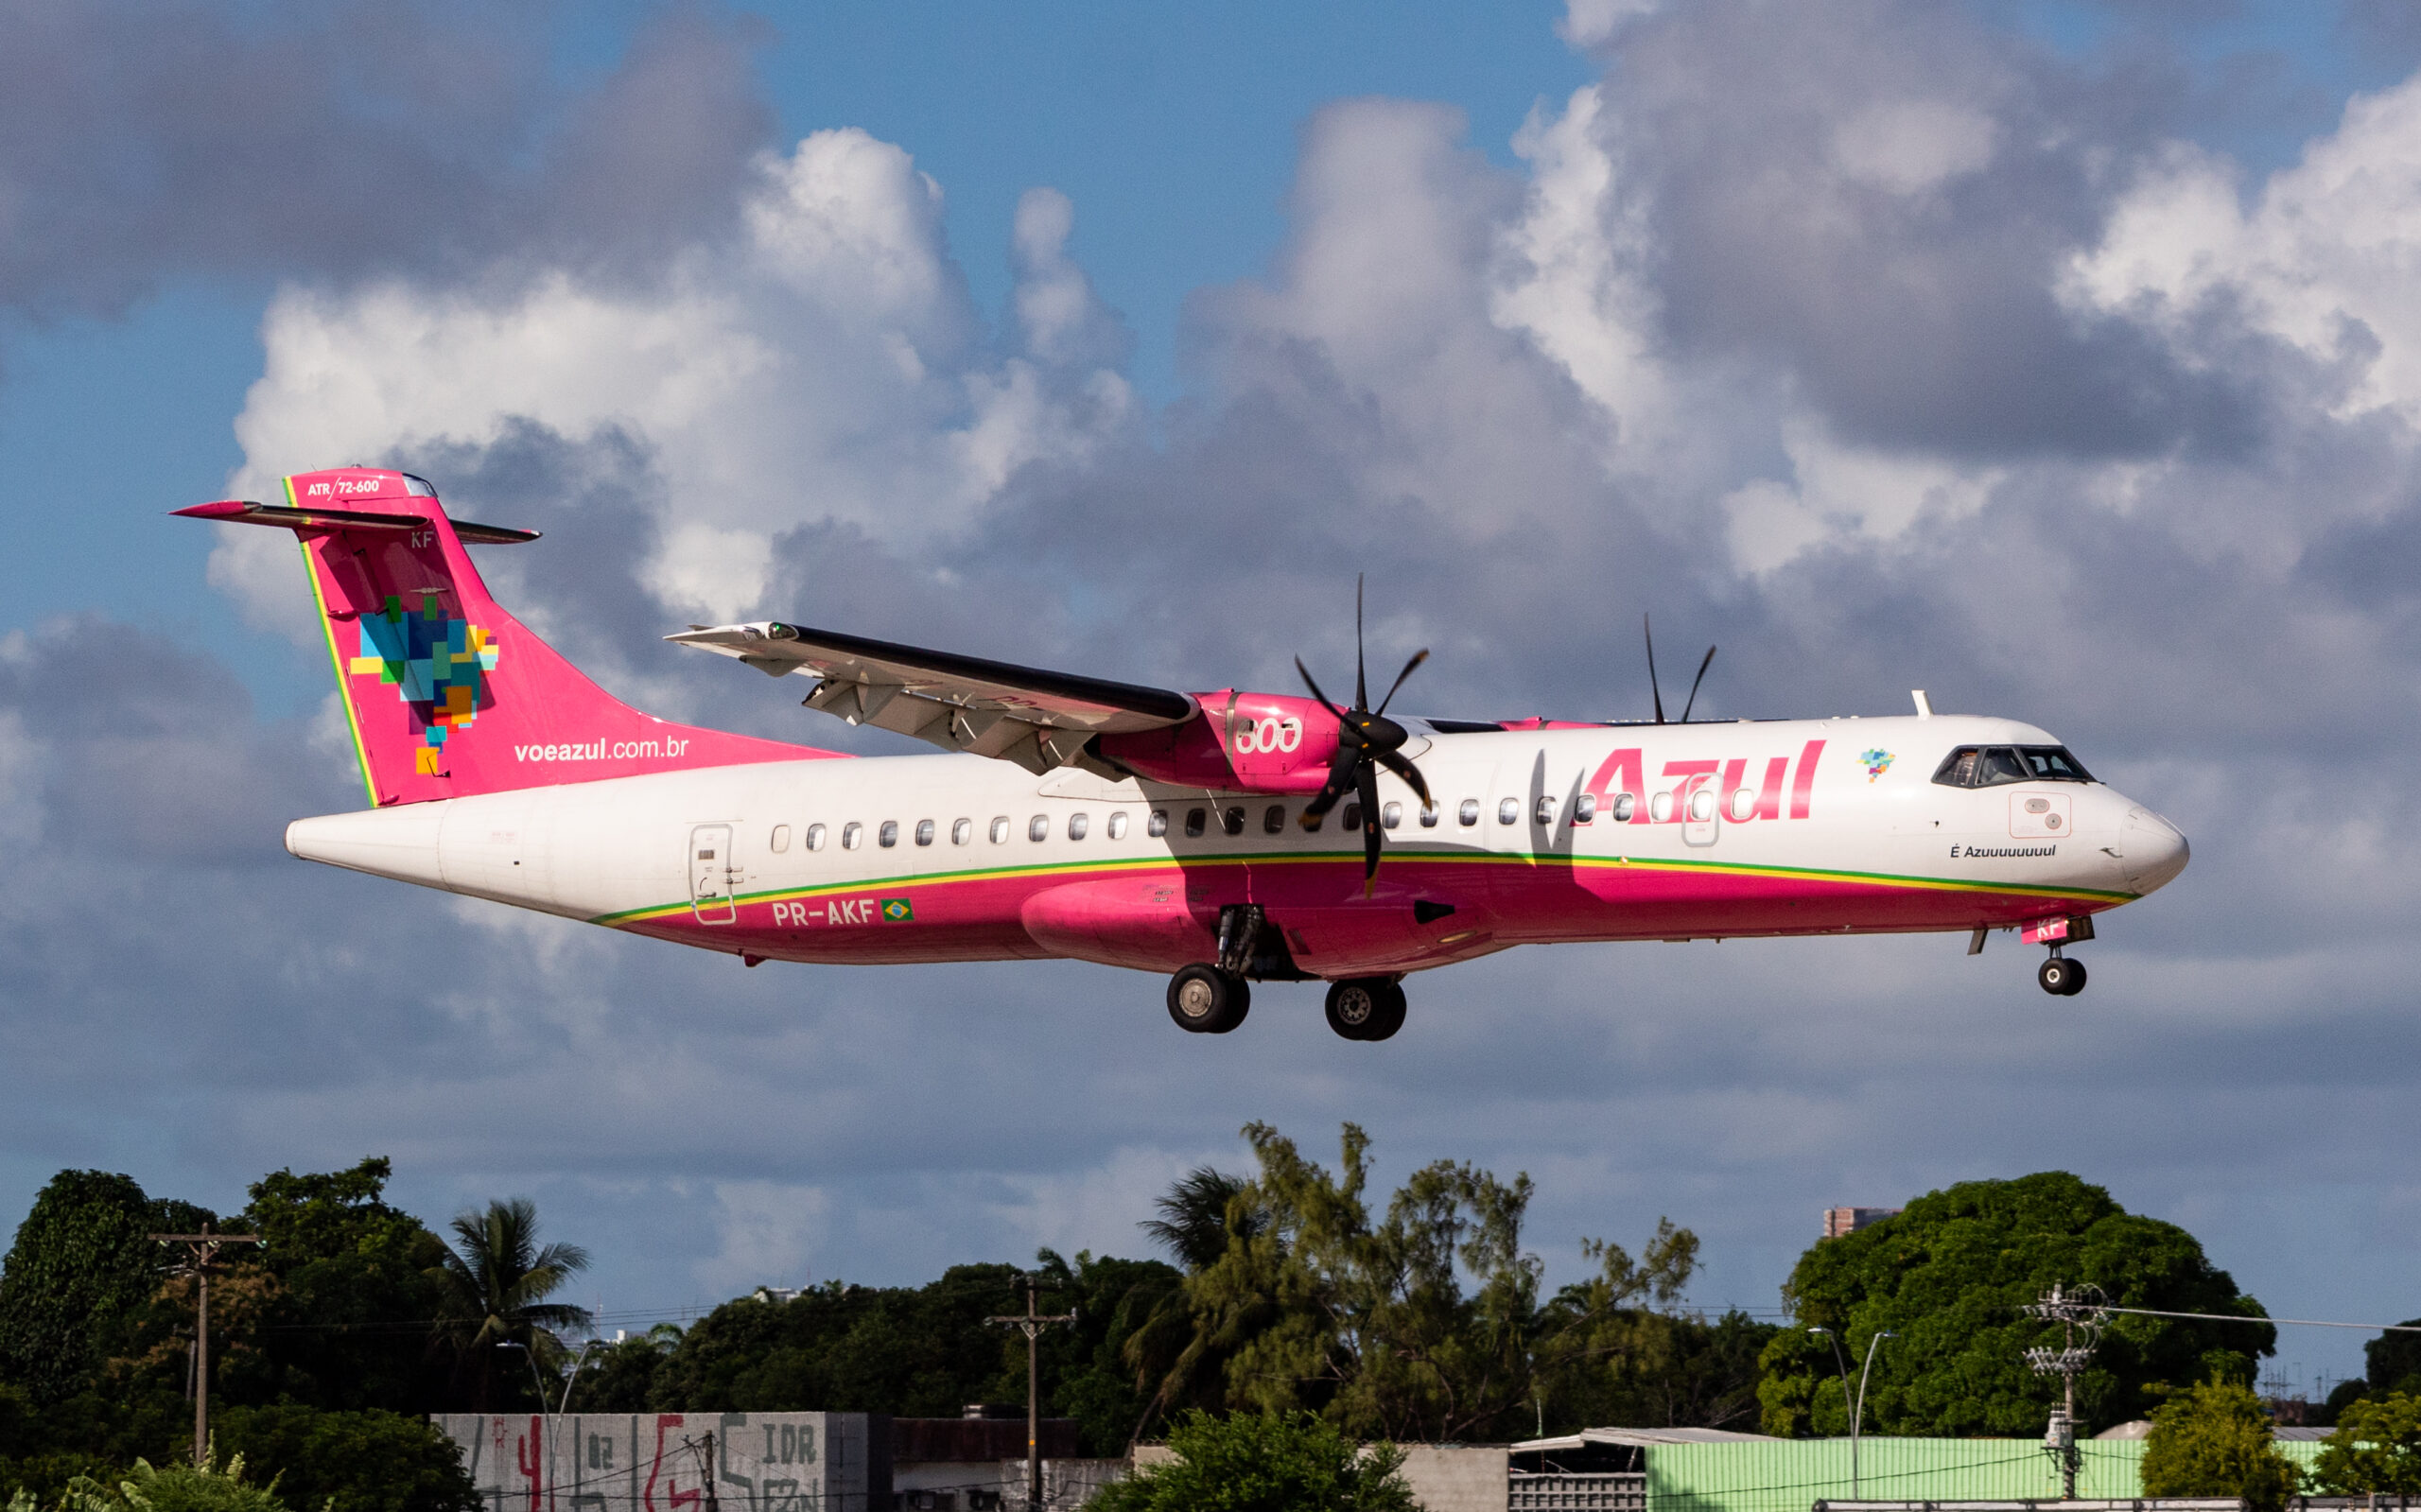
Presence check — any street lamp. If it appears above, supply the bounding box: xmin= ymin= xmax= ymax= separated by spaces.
xmin=496 ymin=1339 xmax=549 ymax=1411
xmin=1808 ymin=1327 xmax=1896 ymax=1498
xmin=558 ymin=1337 xmax=604 ymax=1415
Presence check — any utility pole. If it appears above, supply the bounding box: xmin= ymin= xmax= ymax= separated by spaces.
xmin=2024 ymin=1283 xmax=2109 ymax=1500
xmin=987 ymin=1275 xmax=1077 ymax=1512
xmin=150 ymin=1222 xmax=263 ymax=1469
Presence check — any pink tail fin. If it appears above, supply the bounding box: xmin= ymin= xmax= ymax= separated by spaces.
xmin=179 ymin=468 xmax=833 ymax=807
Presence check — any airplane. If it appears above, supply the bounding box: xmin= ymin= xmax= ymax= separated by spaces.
xmin=179 ymin=467 xmax=2188 ymax=1040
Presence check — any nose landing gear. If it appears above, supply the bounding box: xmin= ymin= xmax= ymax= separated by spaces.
xmin=2038 ymin=953 xmax=2087 ymax=996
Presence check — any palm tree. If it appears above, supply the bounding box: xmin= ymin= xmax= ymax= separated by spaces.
xmin=1123 ymin=1167 xmax=1266 ymax=1440
xmin=436 ymin=1197 xmax=592 ymax=1410
xmin=1140 ymin=1167 xmax=1259 ymax=1271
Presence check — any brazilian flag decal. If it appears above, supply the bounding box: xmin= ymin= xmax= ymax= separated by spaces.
xmin=880 ymin=898 xmax=914 ymax=923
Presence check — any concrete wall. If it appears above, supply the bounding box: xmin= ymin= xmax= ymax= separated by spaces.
xmin=434 ymin=1413 xmax=886 ymax=1512
xmin=1398 ymin=1446 xmax=1510 ymax=1512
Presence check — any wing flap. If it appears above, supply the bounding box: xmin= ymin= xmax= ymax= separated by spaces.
xmin=670 ymin=621 xmax=1196 ymax=773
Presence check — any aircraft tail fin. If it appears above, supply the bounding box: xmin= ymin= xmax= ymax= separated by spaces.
xmin=179 ymin=468 xmax=830 ymax=807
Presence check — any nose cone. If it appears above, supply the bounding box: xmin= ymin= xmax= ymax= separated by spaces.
xmin=2119 ymin=806 xmax=2189 ymax=895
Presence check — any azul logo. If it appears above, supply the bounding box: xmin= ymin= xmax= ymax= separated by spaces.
xmin=1859 ymin=748 xmax=1894 ymax=782
xmin=347 ymin=592 xmax=499 ymax=776
xmin=1585 ymin=740 xmax=1826 ymax=823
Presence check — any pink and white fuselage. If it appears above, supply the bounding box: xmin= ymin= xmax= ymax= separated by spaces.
xmin=180 ymin=468 xmax=2186 ymax=1032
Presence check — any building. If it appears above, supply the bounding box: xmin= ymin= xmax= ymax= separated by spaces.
xmin=1822 ymin=1208 xmax=1902 ymax=1239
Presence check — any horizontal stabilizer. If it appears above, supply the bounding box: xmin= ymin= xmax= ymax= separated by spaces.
xmin=670 ymin=620 xmax=1196 ymax=774
xmin=174 ymin=499 xmax=539 ymax=545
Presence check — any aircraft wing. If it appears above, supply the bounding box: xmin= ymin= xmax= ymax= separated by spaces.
xmin=668 ymin=621 xmax=1197 ymax=773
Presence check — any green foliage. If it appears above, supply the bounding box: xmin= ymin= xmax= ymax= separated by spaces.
xmin=1139 ymin=1123 xmax=1711 ymax=1443
xmin=2313 ymin=1392 xmax=2421 ymax=1494
xmin=2368 ymin=1322 xmax=2421 ymax=1398
xmin=1089 ymin=1412 xmax=1414 ymax=1512
xmin=435 ymin=1198 xmax=592 ymax=1411
xmin=0 ymin=1173 xmax=213 ymax=1403
xmin=643 ymin=1253 xmax=1176 ymax=1455
xmin=213 ymin=1406 xmax=479 ymax=1512
xmin=57 ymin=1451 xmax=289 ymax=1512
xmin=2141 ymin=1376 xmax=2302 ymax=1512
xmin=1756 ymin=1172 xmax=2273 ymax=1436
xmin=563 ymin=1327 xmax=683 ymax=1414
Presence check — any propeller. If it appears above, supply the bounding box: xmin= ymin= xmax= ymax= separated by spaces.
xmin=1644 ymin=614 xmax=1717 ymax=723
xmin=1296 ymin=577 xmax=1432 ymax=895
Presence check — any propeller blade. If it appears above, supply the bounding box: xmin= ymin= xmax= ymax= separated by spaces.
xmin=1296 ymin=656 xmax=1349 ymax=721
xmin=1645 ymin=613 xmax=1665 ymax=724
xmin=1354 ymin=575 xmax=1368 ymax=712
xmin=1357 ymin=763 xmax=1384 ymax=895
xmin=1373 ymin=648 xmax=1429 ymax=717
xmin=1680 ymin=645 xmax=1717 ymax=722
xmin=1374 ymin=747 xmax=1432 ymax=807
xmin=1298 ymin=749 xmax=1361 ymax=825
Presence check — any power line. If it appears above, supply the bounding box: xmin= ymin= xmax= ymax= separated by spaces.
xmin=2096 ymin=1305 xmax=2420 ymax=1334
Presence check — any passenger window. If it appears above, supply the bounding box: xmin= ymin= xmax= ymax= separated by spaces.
xmin=1534 ymin=795 xmax=1556 ymax=826
xmin=1382 ymin=801 xmax=1402 ymax=829
xmin=1028 ymin=814 xmax=1050 ymax=842
xmin=1458 ymin=799 xmax=1480 ymax=826
xmin=1611 ymin=793 xmax=1635 ymax=822
xmin=1263 ymin=804 xmax=1285 ymax=835
xmin=842 ymin=822 xmax=862 ymax=850
xmin=1185 ymin=808 xmax=1207 ymax=838
xmin=771 ymin=824 xmax=791 ymax=853
xmin=1149 ymin=809 xmax=1169 ymax=838
xmin=1108 ymin=811 xmax=1129 ymax=840
xmin=1688 ymin=788 xmax=1716 ymax=822
xmin=1497 ymin=798 xmax=1519 ymax=826
xmin=806 ymin=823 xmax=827 ymax=851
xmin=1068 ymin=812 xmax=1089 ymax=841
xmin=1222 ymin=807 xmax=1245 ymax=836
xmin=1728 ymin=787 xmax=1755 ymax=822
xmin=1649 ymin=791 xmax=1674 ymax=822
xmin=1342 ymin=801 xmax=1362 ymax=831
xmin=879 ymin=821 xmax=899 ymax=848
xmin=951 ymin=818 xmax=972 ymax=845
xmin=914 ymin=819 xmax=934 ymax=846
xmin=1419 ymin=802 xmax=1439 ymax=828
xmin=990 ymin=815 xmax=1011 ymax=843
xmin=1574 ymin=793 xmax=1597 ymax=822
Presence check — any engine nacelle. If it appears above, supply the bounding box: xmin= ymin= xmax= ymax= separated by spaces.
xmin=1097 ymin=689 xmax=1341 ymax=793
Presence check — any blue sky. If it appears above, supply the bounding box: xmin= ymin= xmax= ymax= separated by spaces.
xmin=9 ymin=0 xmax=2421 ymax=1398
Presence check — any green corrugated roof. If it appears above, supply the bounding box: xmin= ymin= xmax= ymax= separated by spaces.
xmin=1645 ymin=1437 xmax=2326 ymax=1512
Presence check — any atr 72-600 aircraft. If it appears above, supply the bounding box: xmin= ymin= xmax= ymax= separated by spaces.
xmin=182 ymin=468 xmax=2188 ymax=1040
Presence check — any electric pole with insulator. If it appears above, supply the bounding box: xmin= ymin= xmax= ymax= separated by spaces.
xmin=2023 ymin=1282 xmax=2109 ymax=1499
xmin=987 ymin=1275 xmax=1077 ymax=1512
xmin=150 ymin=1222 xmax=263 ymax=1469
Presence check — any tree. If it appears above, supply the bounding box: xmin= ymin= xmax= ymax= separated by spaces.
xmin=1161 ymin=1123 xmax=1699 ymax=1442
xmin=1088 ymin=1412 xmax=1414 ymax=1512
xmin=2311 ymin=1392 xmax=2421 ymax=1494
xmin=213 ymin=1404 xmax=479 ymax=1512
xmin=1126 ymin=1171 xmax=1262 ymax=1439
xmin=1141 ymin=1171 xmax=1263 ymax=1273
xmin=2140 ymin=1375 xmax=2302 ymax=1512
xmin=0 ymin=1173 xmax=212 ymax=1403
xmin=1757 ymin=1172 xmax=2274 ymax=1436
xmin=434 ymin=1200 xmax=590 ymax=1410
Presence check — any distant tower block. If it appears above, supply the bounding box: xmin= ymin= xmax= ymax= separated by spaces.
xmin=1823 ymin=1207 xmax=1902 ymax=1239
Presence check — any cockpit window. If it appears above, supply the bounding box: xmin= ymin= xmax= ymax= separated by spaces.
xmin=1931 ymin=744 xmax=2096 ymax=788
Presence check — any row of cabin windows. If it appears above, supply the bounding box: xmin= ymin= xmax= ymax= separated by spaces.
xmin=756 ymin=789 xmax=1711 ymax=857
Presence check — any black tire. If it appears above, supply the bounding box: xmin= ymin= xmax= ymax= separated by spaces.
xmin=1362 ymin=981 xmax=1407 ymax=1042
xmin=1169 ymin=965 xmax=1250 ymax=1034
xmin=2038 ymin=957 xmax=2082 ymax=996
xmin=2057 ymin=958 xmax=2088 ymax=996
xmin=1325 ymin=979 xmax=1383 ymax=1040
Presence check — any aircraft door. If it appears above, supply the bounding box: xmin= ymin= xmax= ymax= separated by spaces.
xmin=1682 ymin=777 xmax=1719 ymax=847
xmin=688 ymin=824 xmax=736 ymax=924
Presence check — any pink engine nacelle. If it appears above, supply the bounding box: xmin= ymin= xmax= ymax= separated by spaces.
xmin=1098 ymin=690 xmax=1342 ymax=793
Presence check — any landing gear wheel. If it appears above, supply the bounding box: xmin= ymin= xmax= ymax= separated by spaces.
xmin=1325 ymin=979 xmax=1383 ymax=1039
xmin=1324 ymin=978 xmax=1407 ymax=1041
xmin=1169 ymin=964 xmax=1250 ymax=1033
xmin=2038 ymin=956 xmax=2087 ymax=996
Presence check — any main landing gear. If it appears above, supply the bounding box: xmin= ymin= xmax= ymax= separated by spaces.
xmin=1324 ymin=978 xmax=1407 ymax=1041
xmin=1167 ymin=964 xmax=1251 ymax=1034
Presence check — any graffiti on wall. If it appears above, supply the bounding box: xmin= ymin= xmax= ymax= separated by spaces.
xmin=434 ymin=1413 xmax=880 ymax=1512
